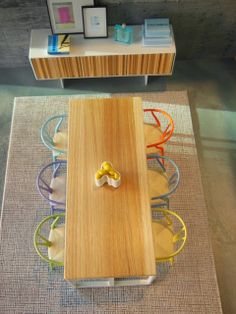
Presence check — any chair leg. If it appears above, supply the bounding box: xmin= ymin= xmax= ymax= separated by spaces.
xmin=157 ymin=145 xmax=164 ymax=157
xmin=151 ymin=198 xmax=169 ymax=209
xmin=49 ymin=262 xmax=54 ymax=270
xmin=157 ymin=258 xmax=174 ymax=266
xmin=156 ymin=146 xmax=165 ymax=165
xmin=51 ymin=206 xmax=65 ymax=215
xmin=166 ymin=198 xmax=170 ymax=208
xmin=52 ymin=153 xmax=56 ymax=163
xmin=50 ymin=206 xmax=54 ymax=215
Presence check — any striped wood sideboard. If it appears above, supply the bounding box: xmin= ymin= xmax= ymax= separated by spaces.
xmin=29 ymin=28 xmax=176 ymax=80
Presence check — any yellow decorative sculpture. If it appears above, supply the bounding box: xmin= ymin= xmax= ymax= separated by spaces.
xmin=95 ymin=161 xmax=121 ymax=188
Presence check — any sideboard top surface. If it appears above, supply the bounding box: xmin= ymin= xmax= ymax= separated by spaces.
xmin=29 ymin=26 xmax=176 ymax=59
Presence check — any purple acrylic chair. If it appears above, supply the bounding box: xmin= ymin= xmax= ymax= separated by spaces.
xmin=37 ymin=160 xmax=67 ymax=214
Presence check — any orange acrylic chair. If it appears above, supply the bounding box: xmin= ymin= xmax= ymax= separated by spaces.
xmin=144 ymin=108 xmax=174 ymax=156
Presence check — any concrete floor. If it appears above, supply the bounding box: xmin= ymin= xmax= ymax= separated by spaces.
xmin=0 ymin=59 xmax=235 ymax=313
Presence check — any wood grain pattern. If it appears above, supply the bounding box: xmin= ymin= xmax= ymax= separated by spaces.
xmin=31 ymin=53 xmax=175 ymax=79
xmin=65 ymin=97 xmax=156 ymax=280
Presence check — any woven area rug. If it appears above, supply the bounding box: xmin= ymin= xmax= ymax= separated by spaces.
xmin=0 ymin=91 xmax=222 ymax=313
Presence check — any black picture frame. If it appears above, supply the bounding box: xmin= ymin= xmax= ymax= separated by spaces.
xmin=82 ymin=6 xmax=108 ymax=39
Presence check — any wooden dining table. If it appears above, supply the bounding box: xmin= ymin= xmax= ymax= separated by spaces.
xmin=64 ymin=97 xmax=157 ymax=287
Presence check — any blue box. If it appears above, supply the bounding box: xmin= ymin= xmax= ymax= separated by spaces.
xmin=142 ymin=36 xmax=172 ymax=46
xmin=48 ymin=34 xmax=70 ymax=55
xmin=142 ymin=25 xmax=172 ymax=46
xmin=144 ymin=18 xmax=170 ymax=38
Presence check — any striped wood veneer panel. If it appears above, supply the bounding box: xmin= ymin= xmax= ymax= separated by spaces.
xmin=31 ymin=53 xmax=175 ymax=79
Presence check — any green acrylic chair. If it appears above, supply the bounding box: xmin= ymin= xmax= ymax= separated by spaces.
xmin=33 ymin=213 xmax=65 ymax=268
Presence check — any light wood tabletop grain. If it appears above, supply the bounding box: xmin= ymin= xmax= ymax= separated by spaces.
xmin=64 ymin=97 xmax=156 ymax=281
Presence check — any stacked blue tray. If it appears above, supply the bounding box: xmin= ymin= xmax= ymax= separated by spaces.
xmin=142 ymin=18 xmax=172 ymax=46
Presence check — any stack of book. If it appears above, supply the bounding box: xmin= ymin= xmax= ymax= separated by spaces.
xmin=142 ymin=18 xmax=172 ymax=46
xmin=48 ymin=34 xmax=71 ymax=55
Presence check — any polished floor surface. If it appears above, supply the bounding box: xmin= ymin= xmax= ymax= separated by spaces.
xmin=0 ymin=59 xmax=235 ymax=313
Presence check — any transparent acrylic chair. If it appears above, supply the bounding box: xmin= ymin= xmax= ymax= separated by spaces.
xmin=40 ymin=114 xmax=68 ymax=161
xmin=36 ymin=160 xmax=67 ymax=214
xmin=34 ymin=213 xmax=65 ymax=268
xmin=147 ymin=153 xmax=180 ymax=208
xmin=144 ymin=108 xmax=174 ymax=156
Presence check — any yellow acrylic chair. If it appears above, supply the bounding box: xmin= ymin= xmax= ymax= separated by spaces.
xmin=33 ymin=213 xmax=65 ymax=268
xmin=152 ymin=208 xmax=187 ymax=265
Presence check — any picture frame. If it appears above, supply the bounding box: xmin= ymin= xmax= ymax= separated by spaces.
xmin=46 ymin=0 xmax=94 ymax=34
xmin=82 ymin=6 xmax=108 ymax=38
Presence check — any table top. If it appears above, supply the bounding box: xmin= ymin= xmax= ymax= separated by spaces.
xmin=64 ymin=97 xmax=156 ymax=280
xmin=29 ymin=26 xmax=176 ymax=59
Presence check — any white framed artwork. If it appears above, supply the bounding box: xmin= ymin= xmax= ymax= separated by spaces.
xmin=47 ymin=0 xmax=94 ymax=34
xmin=82 ymin=6 xmax=108 ymax=38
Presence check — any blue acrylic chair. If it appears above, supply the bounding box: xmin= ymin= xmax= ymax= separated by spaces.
xmin=34 ymin=213 xmax=65 ymax=268
xmin=40 ymin=114 xmax=68 ymax=161
xmin=36 ymin=160 xmax=67 ymax=214
xmin=147 ymin=153 xmax=180 ymax=208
